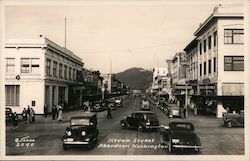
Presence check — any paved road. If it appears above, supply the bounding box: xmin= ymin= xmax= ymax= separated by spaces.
xmin=6 ymin=97 xmax=244 ymax=155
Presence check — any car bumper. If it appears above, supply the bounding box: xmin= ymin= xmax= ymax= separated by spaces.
xmin=63 ymin=141 xmax=90 ymax=145
xmin=145 ymin=125 xmax=160 ymax=129
xmin=172 ymin=145 xmax=202 ymax=149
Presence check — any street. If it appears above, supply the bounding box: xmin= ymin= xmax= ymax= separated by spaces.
xmin=6 ymin=97 xmax=244 ymax=155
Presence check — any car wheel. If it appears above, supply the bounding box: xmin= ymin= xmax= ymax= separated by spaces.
xmin=121 ymin=121 xmax=127 ymax=129
xmin=226 ymin=121 xmax=233 ymax=128
xmin=159 ymin=133 xmax=165 ymax=145
xmin=168 ymin=141 xmax=173 ymax=153
xmin=138 ymin=125 xmax=144 ymax=132
xmin=63 ymin=144 xmax=69 ymax=150
xmin=194 ymin=148 xmax=200 ymax=154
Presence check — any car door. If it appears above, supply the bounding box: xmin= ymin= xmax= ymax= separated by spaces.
xmin=127 ymin=113 xmax=136 ymax=127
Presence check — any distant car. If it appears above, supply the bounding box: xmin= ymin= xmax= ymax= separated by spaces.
xmin=91 ymin=101 xmax=105 ymax=112
xmin=62 ymin=113 xmax=99 ymax=150
xmin=223 ymin=111 xmax=244 ymax=128
xmin=168 ymin=105 xmax=180 ymax=118
xmin=159 ymin=121 xmax=202 ymax=153
xmin=5 ymin=108 xmax=13 ymax=121
xmin=120 ymin=111 xmax=160 ymax=131
xmin=141 ymin=100 xmax=150 ymax=111
xmin=115 ymin=98 xmax=122 ymax=107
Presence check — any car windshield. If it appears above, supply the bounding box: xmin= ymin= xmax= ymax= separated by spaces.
xmin=71 ymin=118 xmax=90 ymax=126
xmin=145 ymin=113 xmax=157 ymax=119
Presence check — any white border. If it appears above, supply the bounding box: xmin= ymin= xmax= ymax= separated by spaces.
xmin=0 ymin=0 xmax=249 ymax=160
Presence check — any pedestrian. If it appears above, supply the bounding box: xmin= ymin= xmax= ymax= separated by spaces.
xmin=44 ymin=104 xmax=48 ymax=118
xmin=106 ymin=106 xmax=112 ymax=119
xmin=57 ymin=104 xmax=63 ymax=122
xmin=56 ymin=105 xmax=59 ymax=118
xmin=12 ymin=112 xmax=18 ymax=129
xmin=27 ymin=105 xmax=31 ymax=123
xmin=22 ymin=108 xmax=27 ymax=123
xmin=30 ymin=108 xmax=35 ymax=123
xmin=52 ymin=105 xmax=57 ymax=120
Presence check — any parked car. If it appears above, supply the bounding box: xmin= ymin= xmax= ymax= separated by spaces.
xmin=223 ymin=110 xmax=244 ymax=128
xmin=141 ymin=100 xmax=150 ymax=111
xmin=120 ymin=111 xmax=160 ymax=131
xmin=168 ymin=105 xmax=181 ymax=118
xmin=62 ymin=113 xmax=99 ymax=150
xmin=159 ymin=121 xmax=202 ymax=153
xmin=90 ymin=101 xmax=105 ymax=112
xmin=5 ymin=107 xmax=13 ymax=121
xmin=115 ymin=98 xmax=122 ymax=107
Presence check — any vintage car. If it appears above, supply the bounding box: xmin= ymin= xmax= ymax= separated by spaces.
xmin=5 ymin=107 xmax=13 ymax=121
xmin=120 ymin=111 xmax=160 ymax=131
xmin=62 ymin=113 xmax=99 ymax=150
xmin=168 ymin=105 xmax=181 ymax=118
xmin=114 ymin=98 xmax=122 ymax=107
xmin=223 ymin=110 xmax=244 ymax=128
xmin=141 ymin=100 xmax=150 ymax=111
xmin=90 ymin=101 xmax=105 ymax=112
xmin=159 ymin=121 xmax=202 ymax=153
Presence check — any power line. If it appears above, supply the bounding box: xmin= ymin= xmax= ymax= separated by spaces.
xmin=76 ymin=40 xmax=188 ymax=54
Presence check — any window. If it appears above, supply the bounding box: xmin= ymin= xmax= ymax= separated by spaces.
xmin=73 ymin=68 xmax=76 ymax=80
xmin=204 ymin=62 xmax=206 ymax=75
xmin=199 ymin=43 xmax=202 ymax=55
xmin=208 ymin=35 xmax=212 ymax=50
xmin=21 ymin=58 xmax=30 ymax=73
xmin=21 ymin=58 xmax=40 ymax=74
xmin=6 ymin=58 xmax=15 ymax=74
xmin=59 ymin=63 xmax=63 ymax=78
xmin=46 ymin=59 xmax=51 ymax=76
xmin=208 ymin=59 xmax=211 ymax=74
xmin=31 ymin=58 xmax=39 ymax=74
xmin=224 ymin=56 xmax=244 ymax=71
xmin=5 ymin=85 xmax=20 ymax=106
xmin=224 ymin=29 xmax=244 ymax=44
xmin=53 ymin=61 xmax=58 ymax=77
xmin=69 ymin=67 xmax=72 ymax=80
xmin=213 ymin=57 xmax=216 ymax=72
xmin=200 ymin=64 xmax=202 ymax=76
xmin=64 ymin=65 xmax=68 ymax=79
xmin=203 ymin=39 xmax=206 ymax=52
xmin=213 ymin=31 xmax=217 ymax=47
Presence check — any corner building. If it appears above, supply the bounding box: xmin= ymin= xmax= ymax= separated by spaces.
xmin=4 ymin=38 xmax=84 ymax=114
xmin=185 ymin=4 xmax=244 ymax=117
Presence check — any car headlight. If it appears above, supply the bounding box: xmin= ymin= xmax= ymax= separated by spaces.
xmin=81 ymin=131 xmax=86 ymax=136
xmin=172 ymin=139 xmax=179 ymax=143
xmin=67 ymin=131 xmax=72 ymax=136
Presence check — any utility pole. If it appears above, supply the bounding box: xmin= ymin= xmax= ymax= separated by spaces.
xmin=64 ymin=17 xmax=67 ymax=48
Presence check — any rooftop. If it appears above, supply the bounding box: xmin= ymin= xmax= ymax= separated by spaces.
xmin=194 ymin=4 xmax=244 ymax=36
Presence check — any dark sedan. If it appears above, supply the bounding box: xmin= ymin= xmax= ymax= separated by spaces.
xmin=62 ymin=113 xmax=99 ymax=150
xmin=120 ymin=111 xmax=160 ymax=131
xmin=223 ymin=110 xmax=244 ymax=128
xmin=159 ymin=121 xmax=202 ymax=153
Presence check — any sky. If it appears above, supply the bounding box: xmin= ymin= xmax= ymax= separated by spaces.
xmin=5 ymin=1 xmax=225 ymax=74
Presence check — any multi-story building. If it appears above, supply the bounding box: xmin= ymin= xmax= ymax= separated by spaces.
xmin=185 ymin=4 xmax=244 ymax=117
xmin=171 ymin=52 xmax=189 ymax=96
xmin=184 ymin=38 xmax=199 ymax=96
xmin=151 ymin=67 xmax=168 ymax=94
xmin=4 ymin=37 xmax=84 ymax=114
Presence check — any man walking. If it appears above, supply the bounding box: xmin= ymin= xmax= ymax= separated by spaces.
xmin=106 ymin=106 xmax=112 ymax=119
xmin=44 ymin=104 xmax=48 ymax=118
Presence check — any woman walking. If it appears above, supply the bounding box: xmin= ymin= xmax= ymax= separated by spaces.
xmin=57 ymin=104 xmax=63 ymax=122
